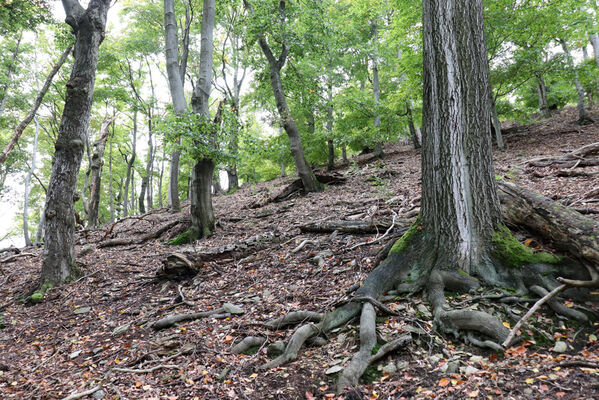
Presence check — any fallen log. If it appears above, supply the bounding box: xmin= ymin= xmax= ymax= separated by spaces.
xmin=527 ymin=142 xmax=599 ymax=168
xmin=497 ymin=181 xmax=599 ymax=266
xmin=300 ymin=219 xmax=410 ymax=234
xmin=98 ymin=219 xmax=185 ymax=248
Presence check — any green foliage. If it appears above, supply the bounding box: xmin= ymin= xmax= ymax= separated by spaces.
xmin=0 ymin=0 xmax=51 ymax=34
xmin=492 ymin=225 xmax=561 ymax=268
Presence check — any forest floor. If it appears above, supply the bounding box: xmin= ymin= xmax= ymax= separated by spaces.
xmin=1 ymin=107 xmax=599 ymax=400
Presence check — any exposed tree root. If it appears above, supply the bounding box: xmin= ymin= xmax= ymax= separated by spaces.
xmin=231 ymin=336 xmax=266 ymax=354
xmin=263 ymin=311 xmax=323 ymax=330
xmin=151 ymin=302 xmax=243 ymax=330
xmin=529 ymin=285 xmax=588 ymax=322
xmin=98 ymin=219 xmax=186 ymax=248
xmin=526 ymin=142 xmax=599 ymax=168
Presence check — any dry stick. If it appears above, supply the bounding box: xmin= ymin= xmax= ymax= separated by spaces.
xmin=111 ymin=364 xmax=180 ymax=374
xmin=502 ymin=284 xmax=566 ymax=348
xmin=61 ymin=385 xmax=102 ymax=400
xmin=0 ymin=252 xmax=36 ymax=263
xmin=0 ymin=43 xmax=73 ymax=165
xmin=349 ymin=213 xmax=397 ymax=250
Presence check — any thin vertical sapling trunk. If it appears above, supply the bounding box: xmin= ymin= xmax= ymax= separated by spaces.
xmin=559 ymin=38 xmax=594 ymax=125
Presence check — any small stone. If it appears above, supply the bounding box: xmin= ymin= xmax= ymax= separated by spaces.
xmin=446 ymin=361 xmax=460 ymax=374
xmin=91 ymin=389 xmax=105 ymax=400
xmin=465 ymin=366 xmax=480 ymax=375
xmin=524 ymin=388 xmax=533 ymax=396
xmin=396 ymin=360 xmax=409 ymax=371
xmin=69 ymin=350 xmax=82 ymax=359
xmin=325 ymin=365 xmax=344 ymax=375
xmin=553 ymin=341 xmax=568 ymax=353
xmin=416 ymin=304 xmax=432 ymax=319
xmin=223 ymin=303 xmax=244 ymax=315
xmin=403 ymin=325 xmax=426 ymax=335
xmin=267 ymin=341 xmax=285 ymax=358
xmin=74 ymin=307 xmax=92 ymax=315
xmin=382 ymin=361 xmax=397 ymax=374
xmin=112 ymin=324 xmax=130 ymax=336
xmin=429 ymin=354 xmax=443 ymax=366
xmin=92 ymin=347 xmax=104 ymax=355
xmin=469 ymin=355 xmax=484 ymax=364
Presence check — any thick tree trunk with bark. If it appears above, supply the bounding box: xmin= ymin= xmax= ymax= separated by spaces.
xmin=188 ymin=0 xmax=216 ymax=239
xmin=41 ymin=0 xmax=110 ymax=286
xmin=87 ymin=117 xmax=114 ymax=227
xmin=559 ymin=38 xmax=594 ymax=125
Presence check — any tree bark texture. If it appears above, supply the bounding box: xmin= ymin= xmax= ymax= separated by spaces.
xmin=421 ymin=0 xmax=501 ymax=272
xmin=559 ymin=38 xmax=593 ymax=125
xmin=163 ymin=0 xmax=187 ymax=212
xmin=189 ymin=0 xmax=216 ymax=239
xmin=41 ymin=0 xmax=110 ymax=286
xmin=87 ymin=117 xmax=114 ymax=227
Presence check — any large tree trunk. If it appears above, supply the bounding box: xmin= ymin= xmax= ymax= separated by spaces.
xmin=87 ymin=117 xmax=114 ymax=227
xmin=188 ymin=0 xmax=216 ymax=239
xmin=41 ymin=0 xmax=110 ymax=286
xmin=421 ymin=0 xmax=500 ymax=272
xmin=559 ymin=38 xmax=594 ymax=125
xmin=163 ymin=0 xmax=189 ymax=212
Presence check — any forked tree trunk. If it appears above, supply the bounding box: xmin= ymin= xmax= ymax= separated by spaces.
xmin=189 ymin=0 xmax=216 ymax=239
xmin=87 ymin=117 xmax=114 ymax=227
xmin=41 ymin=0 xmax=110 ymax=286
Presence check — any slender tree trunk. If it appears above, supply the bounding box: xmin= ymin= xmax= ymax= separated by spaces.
xmin=559 ymin=38 xmax=593 ymax=125
xmin=87 ymin=117 xmax=114 ymax=227
xmin=537 ymin=73 xmax=551 ymax=118
xmin=108 ymin=120 xmax=115 ymax=223
xmin=145 ymin=109 xmax=154 ymax=211
xmin=158 ymin=145 xmax=165 ymax=207
xmin=164 ymin=0 xmax=189 ymax=212
xmin=23 ymin=117 xmax=40 ymax=247
xmin=281 ymin=160 xmax=286 ymax=177
xmin=326 ymin=82 xmax=335 ymax=170
xmin=41 ymin=0 xmax=110 ymax=286
xmin=122 ymin=110 xmax=137 ymax=217
xmin=0 ymin=43 xmax=72 ymax=165
xmin=139 ymin=176 xmax=147 ymax=214
xmin=589 ymin=33 xmax=599 ymax=69
xmin=244 ymin=0 xmax=321 ymax=193
xmin=406 ymin=101 xmax=421 ymax=149
xmin=372 ymin=22 xmax=383 ymax=159
xmin=189 ymin=0 xmax=216 ymax=239
xmin=490 ymin=95 xmax=504 ymax=149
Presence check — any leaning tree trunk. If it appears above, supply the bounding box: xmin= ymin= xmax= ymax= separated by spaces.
xmin=245 ymin=0 xmax=322 ymax=193
xmin=41 ymin=0 xmax=110 ymax=286
xmin=87 ymin=117 xmax=115 ymax=227
xmin=139 ymin=175 xmax=147 ymax=214
xmin=559 ymin=38 xmax=594 ymax=125
xmin=188 ymin=0 xmax=216 ymax=239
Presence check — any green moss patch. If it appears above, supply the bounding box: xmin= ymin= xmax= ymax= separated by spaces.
xmin=168 ymin=229 xmax=197 ymax=246
xmin=390 ymin=215 xmax=422 ymax=255
xmin=492 ymin=225 xmax=560 ymax=268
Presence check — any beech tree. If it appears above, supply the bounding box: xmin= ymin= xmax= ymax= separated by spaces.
xmin=40 ymin=0 xmax=110 ymax=286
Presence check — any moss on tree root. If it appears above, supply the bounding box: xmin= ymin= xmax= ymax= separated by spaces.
xmin=167 ymin=229 xmax=198 ymax=246
xmin=390 ymin=215 xmax=422 ymax=255
xmin=492 ymin=225 xmax=560 ymax=268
